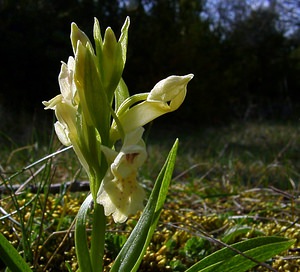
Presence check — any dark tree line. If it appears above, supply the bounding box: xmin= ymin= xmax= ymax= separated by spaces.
xmin=1 ymin=0 xmax=300 ymax=129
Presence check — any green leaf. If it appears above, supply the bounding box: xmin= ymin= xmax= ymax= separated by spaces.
xmin=102 ymin=17 xmax=129 ymax=103
xmin=93 ymin=18 xmax=104 ymax=99
xmin=75 ymin=194 xmax=93 ymax=272
xmin=183 ymin=237 xmax=210 ymax=260
xmin=114 ymin=78 xmax=129 ymax=112
xmin=75 ymin=42 xmax=110 ymax=143
xmin=65 ymin=262 xmax=73 ymax=272
xmin=110 ymin=139 xmax=179 ymax=272
xmin=71 ymin=22 xmax=93 ymax=55
xmin=0 ymin=232 xmax=32 ymax=272
xmin=93 ymin=17 xmax=103 ymax=56
xmin=90 ymin=203 xmax=106 ymax=272
xmin=186 ymin=236 xmax=295 ymax=272
xmin=102 ymin=27 xmax=121 ymax=96
xmin=118 ymin=16 xmax=130 ymax=68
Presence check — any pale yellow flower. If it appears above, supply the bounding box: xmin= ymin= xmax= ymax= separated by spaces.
xmin=43 ymin=57 xmax=78 ymax=145
xmin=97 ymin=127 xmax=147 ymax=223
xmin=43 ymin=57 xmax=91 ymax=172
xmin=111 ymin=74 xmax=194 ymax=141
xmin=58 ymin=56 xmax=79 ymax=105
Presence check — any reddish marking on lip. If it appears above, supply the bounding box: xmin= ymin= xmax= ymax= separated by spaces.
xmin=126 ymin=153 xmax=139 ymax=163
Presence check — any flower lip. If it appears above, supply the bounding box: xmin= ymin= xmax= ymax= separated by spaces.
xmin=96 ymin=127 xmax=147 ymax=223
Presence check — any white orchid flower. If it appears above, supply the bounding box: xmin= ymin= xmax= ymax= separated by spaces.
xmin=43 ymin=57 xmax=77 ymax=142
xmin=58 ymin=56 xmax=79 ymax=105
xmin=97 ymin=127 xmax=147 ymax=223
xmin=111 ymin=74 xmax=194 ymax=141
xmin=43 ymin=57 xmax=91 ymax=173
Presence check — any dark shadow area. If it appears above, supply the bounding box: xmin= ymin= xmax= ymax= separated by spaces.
xmin=1 ymin=0 xmax=300 ymax=143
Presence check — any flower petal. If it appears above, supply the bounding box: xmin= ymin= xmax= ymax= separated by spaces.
xmin=54 ymin=121 xmax=72 ymax=146
xmin=148 ymin=74 xmax=193 ymax=104
xmin=117 ymin=100 xmax=169 ymax=133
xmin=97 ymin=170 xmax=146 ymax=223
xmin=58 ymin=57 xmax=78 ymax=104
xmin=42 ymin=94 xmax=63 ymax=110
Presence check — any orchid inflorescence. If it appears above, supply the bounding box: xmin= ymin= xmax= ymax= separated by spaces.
xmin=43 ymin=17 xmax=193 ymax=223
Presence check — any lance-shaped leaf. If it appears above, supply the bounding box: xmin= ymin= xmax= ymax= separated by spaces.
xmin=114 ymin=78 xmax=130 ymax=112
xmin=75 ymin=194 xmax=93 ymax=272
xmin=0 ymin=232 xmax=32 ymax=272
xmin=185 ymin=236 xmax=295 ymax=272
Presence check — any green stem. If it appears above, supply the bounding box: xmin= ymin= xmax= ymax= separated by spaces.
xmin=90 ymin=203 xmax=106 ymax=272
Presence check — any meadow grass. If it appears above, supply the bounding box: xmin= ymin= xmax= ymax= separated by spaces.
xmin=0 ymin=121 xmax=299 ymax=271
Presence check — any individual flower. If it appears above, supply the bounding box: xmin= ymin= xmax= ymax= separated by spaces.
xmin=43 ymin=57 xmax=78 ymax=146
xmin=97 ymin=127 xmax=147 ymax=223
xmin=42 ymin=56 xmax=95 ymax=177
xmin=110 ymin=74 xmax=194 ymax=141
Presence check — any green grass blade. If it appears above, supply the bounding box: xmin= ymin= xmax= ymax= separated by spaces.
xmin=0 ymin=232 xmax=32 ymax=272
xmin=110 ymin=139 xmax=179 ymax=272
xmin=186 ymin=236 xmax=295 ymax=272
xmin=75 ymin=194 xmax=93 ymax=272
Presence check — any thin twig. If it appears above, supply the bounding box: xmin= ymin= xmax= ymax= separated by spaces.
xmin=43 ymin=217 xmax=77 ymax=271
xmin=0 ymin=180 xmax=90 ymax=194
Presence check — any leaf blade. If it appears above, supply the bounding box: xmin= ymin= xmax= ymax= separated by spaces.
xmin=75 ymin=194 xmax=93 ymax=272
xmin=186 ymin=236 xmax=295 ymax=272
xmin=0 ymin=232 xmax=32 ymax=272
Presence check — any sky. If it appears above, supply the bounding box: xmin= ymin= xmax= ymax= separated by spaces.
xmin=121 ymin=0 xmax=300 ymax=36
xmin=202 ymin=0 xmax=300 ymax=36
